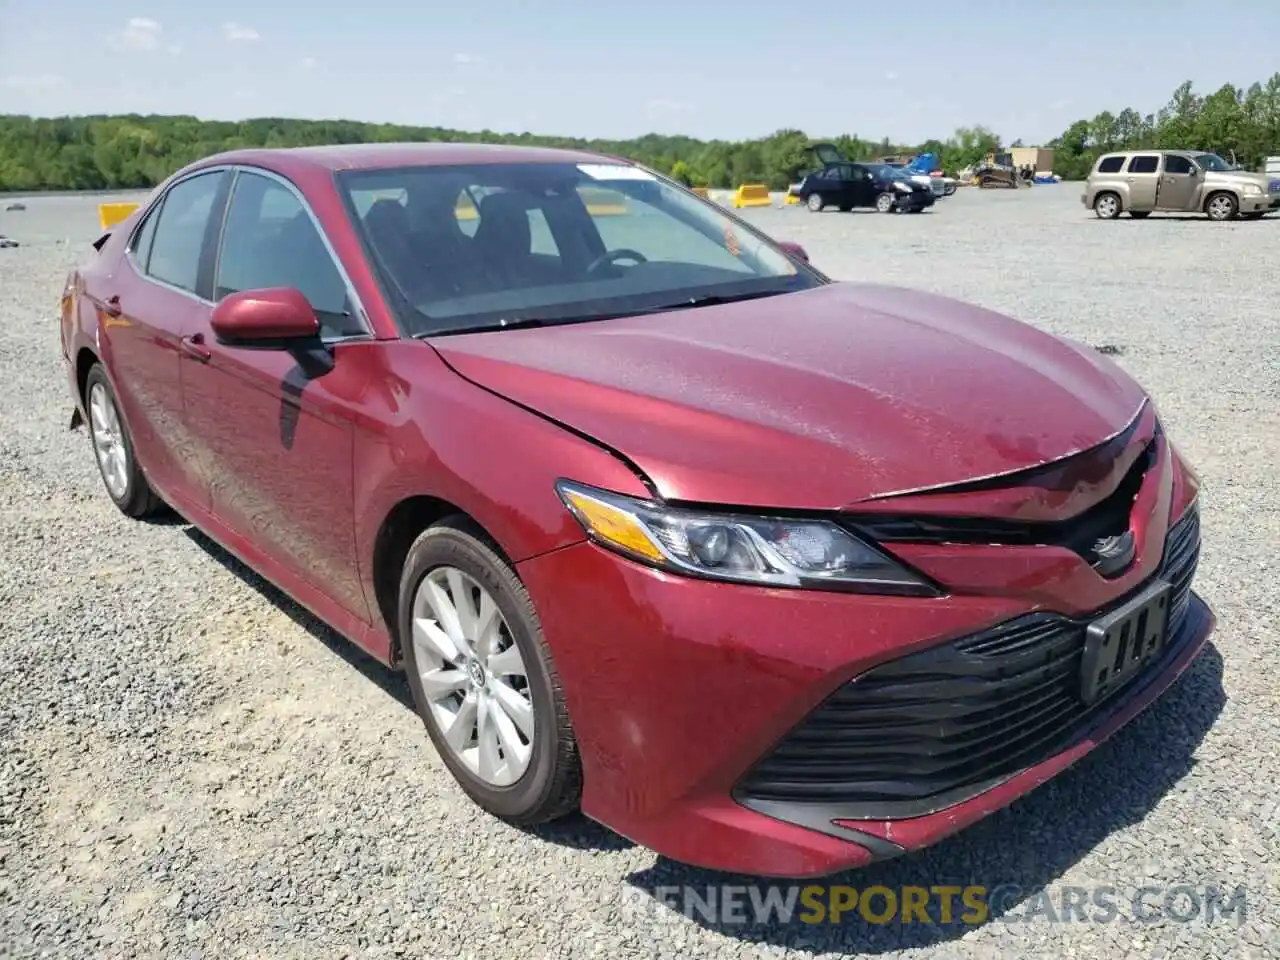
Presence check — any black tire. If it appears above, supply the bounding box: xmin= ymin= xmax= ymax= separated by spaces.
xmin=1204 ymin=191 xmax=1238 ymax=221
xmin=1129 ymin=211 xmax=1151 ymax=219
xmin=83 ymin=363 xmax=166 ymax=519
xmin=398 ymin=517 xmax=582 ymax=825
xmin=1093 ymin=192 xmax=1122 ymax=219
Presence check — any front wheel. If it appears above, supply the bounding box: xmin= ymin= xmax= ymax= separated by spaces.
xmin=1205 ymin=192 xmax=1238 ymax=221
xmin=875 ymin=192 xmax=897 ymax=213
xmin=944 ymin=183 xmax=957 ymax=196
xmin=399 ymin=518 xmax=582 ymax=825
xmin=806 ymin=193 xmax=825 ymax=212
xmin=1093 ymin=192 xmax=1121 ymax=219
xmin=83 ymin=364 xmax=166 ymax=519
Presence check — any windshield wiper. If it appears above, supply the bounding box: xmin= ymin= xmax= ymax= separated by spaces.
xmin=644 ymin=288 xmax=791 ymax=314
xmin=418 ymin=316 xmax=549 ymax=338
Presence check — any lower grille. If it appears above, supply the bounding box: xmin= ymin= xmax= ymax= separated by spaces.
xmin=735 ymin=504 xmax=1202 ymax=819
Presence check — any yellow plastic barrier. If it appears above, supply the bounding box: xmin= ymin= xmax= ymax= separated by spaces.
xmin=733 ymin=184 xmax=772 ymax=208
xmin=98 ymin=202 xmax=141 ymax=232
xmin=782 ymin=192 xmax=799 ymax=205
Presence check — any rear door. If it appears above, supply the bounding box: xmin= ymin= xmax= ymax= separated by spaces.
xmin=1124 ymin=154 xmax=1161 ymax=209
xmin=1155 ymin=154 xmax=1199 ymax=210
xmin=91 ymin=169 xmax=230 ymax=507
xmin=180 ymin=167 xmax=376 ymax=620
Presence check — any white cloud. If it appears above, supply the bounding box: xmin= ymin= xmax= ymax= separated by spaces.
xmin=1 ymin=74 xmax=64 ymax=90
xmin=223 ymin=22 xmax=261 ymax=42
xmin=108 ymin=17 xmax=163 ymax=52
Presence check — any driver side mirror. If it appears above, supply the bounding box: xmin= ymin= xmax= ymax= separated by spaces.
xmin=211 ymin=287 xmax=321 ymax=348
xmin=778 ymin=240 xmax=809 ymax=263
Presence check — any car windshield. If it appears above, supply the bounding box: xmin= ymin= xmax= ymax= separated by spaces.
xmin=1194 ymin=153 xmax=1235 ymax=172
xmin=336 ymin=162 xmax=821 ymax=336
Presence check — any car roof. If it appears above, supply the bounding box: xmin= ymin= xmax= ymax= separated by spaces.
xmin=187 ymin=141 xmax=626 ymax=177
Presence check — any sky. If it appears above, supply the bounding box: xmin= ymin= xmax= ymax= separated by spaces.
xmin=2 ymin=0 xmax=1278 ymax=146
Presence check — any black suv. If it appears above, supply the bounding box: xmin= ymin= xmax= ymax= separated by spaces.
xmin=792 ymin=142 xmax=935 ymax=214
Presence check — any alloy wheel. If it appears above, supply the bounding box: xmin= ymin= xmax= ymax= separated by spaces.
xmin=411 ymin=565 xmax=535 ymax=787
xmin=89 ymin=382 xmax=129 ymax=500
xmin=1207 ymin=195 xmax=1235 ymax=221
xmin=1095 ymin=195 xmax=1119 ymax=219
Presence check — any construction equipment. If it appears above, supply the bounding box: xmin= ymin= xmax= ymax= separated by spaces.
xmin=971 ymin=151 xmax=1023 ymax=189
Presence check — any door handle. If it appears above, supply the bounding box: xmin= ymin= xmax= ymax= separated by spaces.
xmin=180 ymin=333 xmax=212 ymax=362
xmin=102 ymin=295 xmax=122 ymax=318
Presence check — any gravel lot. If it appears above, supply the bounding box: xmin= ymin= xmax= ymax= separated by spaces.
xmin=1 ymin=187 xmax=1277 ymax=959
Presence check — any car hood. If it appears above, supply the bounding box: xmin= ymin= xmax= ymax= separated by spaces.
xmin=427 ymin=283 xmax=1147 ymax=510
xmin=1205 ymin=170 xmax=1271 ymax=188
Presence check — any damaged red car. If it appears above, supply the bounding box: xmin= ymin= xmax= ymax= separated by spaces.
xmin=60 ymin=143 xmax=1213 ymax=878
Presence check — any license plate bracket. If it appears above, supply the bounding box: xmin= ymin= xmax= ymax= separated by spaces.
xmin=1079 ymin=579 xmax=1172 ymax=706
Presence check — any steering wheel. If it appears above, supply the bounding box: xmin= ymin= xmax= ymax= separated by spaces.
xmin=585 ymin=248 xmax=648 ymax=277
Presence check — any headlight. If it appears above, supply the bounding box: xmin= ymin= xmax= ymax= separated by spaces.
xmin=555 ymin=480 xmax=937 ymax=595
xmin=1242 ymin=184 xmax=1263 ymax=195
xmin=894 ymin=181 xmax=912 ymax=192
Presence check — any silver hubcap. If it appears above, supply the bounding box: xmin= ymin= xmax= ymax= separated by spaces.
xmin=1209 ymin=197 xmax=1232 ymax=219
xmin=807 ymin=194 xmax=822 ymax=211
xmin=877 ymin=194 xmax=893 ymax=212
xmin=411 ymin=566 xmax=534 ymax=787
xmin=1097 ymin=196 xmax=1117 ymax=218
xmin=89 ymin=382 xmax=128 ymax=499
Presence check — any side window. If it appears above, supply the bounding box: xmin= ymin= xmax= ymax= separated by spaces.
xmin=146 ymin=171 xmax=224 ymax=294
xmin=128 ymin=205 xmax=160 ymax=271
xmin=1164 ymin=155 xmax=1193 ymax=175
xmin=1127 ymin=155 xmax=1159 ymax=174
xmin=1096 ymin=156 xmax=1125 ymax=174
xmin=526 ymin=207 xmax=559 ymax=257
xmin=215 ymin=171 xmax=361 ymax=338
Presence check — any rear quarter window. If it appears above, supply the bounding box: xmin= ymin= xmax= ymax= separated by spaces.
xmin=1095 ymin=156 xmax=1126 ymax=174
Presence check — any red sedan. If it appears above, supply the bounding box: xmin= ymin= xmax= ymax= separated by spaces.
xmin=60 ymin=143 xmax=1213 ymax=878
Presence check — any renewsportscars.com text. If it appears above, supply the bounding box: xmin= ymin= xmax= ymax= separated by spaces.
xmin=622 ymin=883 xmax=1248 ymax=927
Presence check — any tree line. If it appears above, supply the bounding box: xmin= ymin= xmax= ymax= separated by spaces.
xmin=1 ymin=74 xmax=1277 ymax=193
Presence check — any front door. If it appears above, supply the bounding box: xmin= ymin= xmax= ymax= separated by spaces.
xmin=846 ymin=165 xmax=878 ymax=207
xmin=179 ymin=168 xmax=375 ymax=621
xmin=1155 ymin=154 xmax=1199 ymax=210
xmin=1124 ymin=154 xmax=1161 ymax=209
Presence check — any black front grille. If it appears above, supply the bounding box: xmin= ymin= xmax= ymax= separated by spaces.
xmin=735 ymin=503 xmax=1202 ymax=820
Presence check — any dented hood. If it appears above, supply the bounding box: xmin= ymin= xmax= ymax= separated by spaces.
xmin=427 ymin=283 xmax=1147 ymax=510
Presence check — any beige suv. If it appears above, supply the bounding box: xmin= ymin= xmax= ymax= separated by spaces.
xmin=1082 ymin=150 xmax=1280 ymax=221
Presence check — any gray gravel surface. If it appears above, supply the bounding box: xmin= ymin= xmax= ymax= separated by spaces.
xmin=1 ymin=188 xmax=1277 ymax=959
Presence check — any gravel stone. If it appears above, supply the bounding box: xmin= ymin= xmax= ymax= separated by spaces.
xmin=1 ymin=188 xmax=1276 ymax=958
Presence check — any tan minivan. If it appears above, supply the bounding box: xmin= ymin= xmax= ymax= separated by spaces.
xmin=1082 ymin=150 xmax=1280 ymax=221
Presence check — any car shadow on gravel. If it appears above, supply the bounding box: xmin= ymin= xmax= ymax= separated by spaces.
xmin=182 ymin=527 xmax=415 ymax=712
xmin=624 ymin=643 xmax=1226 ymax=954
xmin=181 ymin=526 xmax=642 ymax=855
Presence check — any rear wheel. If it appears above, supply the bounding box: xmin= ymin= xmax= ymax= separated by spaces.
xmin=806 ymin=193 xmax=825 ymax=212
xmin=399 ymin=518 xmax=582 ymax=824
xmin=1093 ymin=192 xmax=1121 ymax=219
xmin=84 ymin=364 xmax=166 ymax=519
xmin=1205 ymin=192 xmax=1237 ymax=221
xmin=875 ymin=192 xmax=896 ymax=214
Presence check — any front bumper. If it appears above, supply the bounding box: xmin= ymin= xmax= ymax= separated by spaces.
xmin=516 ymin=494 xmax=1212 ymax=878
xmin=1240 ymin=191 xmax=1275 ymax=213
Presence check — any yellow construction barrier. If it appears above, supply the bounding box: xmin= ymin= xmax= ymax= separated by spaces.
xmin=782 ymin=192 xmax=799 ymax=205
xmin=98 ymin=202 xmax=141 ymax=231
xmin=733 ymin=184 xmax=772 ymax=208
